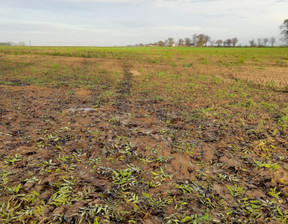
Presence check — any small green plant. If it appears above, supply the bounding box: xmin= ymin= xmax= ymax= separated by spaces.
xmin=182 ymin=212 xmax=211 ymax=223
xmin=0 ymin=81 xmax=18 ymax=86
xmin=183 ymin=62 xmax=193 ymax=68
xmin=253 ymin=160 xmax=280 ymax=171
xmin=78 ymin=204 xmax=110 ymax=223
xmin=4 ymin=154 xmax=23 ymax=166
xmin=227 ymin=184 xmax=244 ymax=197
xmin=164 ymin=213 xmax=181 ymax=224
xmin=0 ymin=171 xmax=13 ymax=189
xmin=268 ymin=187 xmax=281 ymax=200
xmin=48 ymin=178 xmax=75 ymax=207
xmin=154 ymin=155 xmax=173 ymax=163
xmin=279 ymin=116 xmax=288 ymax=130
xmin=57 ymin=154 xmax=70 ymax=162
xmin=142 ymin=193 xmax=172 ymax=210
xmin=20 ymin=190 xmax=40 ymax=204
xmin=217 ymin=173 xmax=239 ymax=183
xmin=112 ymin=169 xmax=138 ymax=190
xmin=174 ymin=200 xmax=188 ymax=210
xmin=276 ymin=206 xmax=288 ymax=222
xmin=52 ymin=63 xmax=60 ymax=70
xmin=152 ymin=168 xmax=173 ymax=181
xmin=66 ymin=90 xmax=75 ymax=96
xmin=172 ymin=142 xmax=195 ymax=153
xmin=242 ymin=99 xmax=255 ymax=108
xmin=118 ymin=142 xmax=138 ymax=157
xmin=176 ymin=183 xmax=193 ymax=194
xmin=109 ymin=117 xmax=120 ymax=125
xmin=88 ymin=157 xmax=102 ymax=171
xmin=0 ymin=200 xmax=23 ymax=222
xmin=145 ymin=180 xmax=161 ymax=188
xmin=7 ymin=184 xmax=22 ymax=195
xmin=198 ymin=57 xmax=208 ymax=65
xmin=237 ymin=56 xmax=245 ymax=64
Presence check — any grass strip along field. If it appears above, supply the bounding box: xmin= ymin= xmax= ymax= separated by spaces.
xmin=0 ymin=46 xmax=288 ymax=223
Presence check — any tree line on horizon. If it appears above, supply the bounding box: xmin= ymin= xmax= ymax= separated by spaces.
xmin=133 ymin=19 xmax=288 ymax=48
xmin=0 ymin=42 xmax=28 ymax=46
xmin=132 ymin=34 xmax=278 ymax=48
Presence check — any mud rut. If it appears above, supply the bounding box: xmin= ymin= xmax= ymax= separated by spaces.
xmin=114 ymin=65 xmax=133 ymax=112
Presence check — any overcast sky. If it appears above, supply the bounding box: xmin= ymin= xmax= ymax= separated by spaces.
xmin=0 ymin=0 xmax=287 ymax=46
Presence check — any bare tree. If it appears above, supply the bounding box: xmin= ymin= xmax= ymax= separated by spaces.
xmin=204 ymin=35 xmax=211 ymax=46
xmin=232 ymin=37 xmax=238 ymax=47
xmin=192 ymin=34 xmax=197 ymax=46
xmin=280 ymin=19 xmax=288 ymax=44
xmin=257 ymin=38 xmax=262 ymax=47
xmin=269 ymin=37 xmax=276 ymax=47
xmin=196 ymin=34 xmax=206 ymax=47
xmin=178 ymin=39 xmax=184 ymax=47
xmin=249 ymin=39 xmax=256 ymax=47
xmin=215 ymin=39 xmax=223 ymax=47
xmin=262 ymin=38 xmax=269 ymax=46
xmin=158 ymin=41 xmax=163 ymax=47
xmin=167 ymin=37 xmax=175 ymax=47
xmin=185 ymin=38 xmax=191 ymax=46
xmin=226 ymin=39 xmax=232 ymax=47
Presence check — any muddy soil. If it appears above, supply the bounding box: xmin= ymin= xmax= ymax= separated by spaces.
xmin=1 ymin=55 xmax=288 ymax=223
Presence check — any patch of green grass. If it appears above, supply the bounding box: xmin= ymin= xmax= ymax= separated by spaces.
xmin=198 ymin=57 xmax=208 ymax=64
xmin=0 ymin=81 xmax=19 ymax=86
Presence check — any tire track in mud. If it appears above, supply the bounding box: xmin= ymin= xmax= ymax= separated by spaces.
xmin=114 ymin=64 xmax=133 ymax=112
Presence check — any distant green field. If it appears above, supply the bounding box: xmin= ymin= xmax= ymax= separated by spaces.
xmin=0 ymin=46 xmax=287 ymax=87
xmin=0 ymin=46 xmax=287 ymax=60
